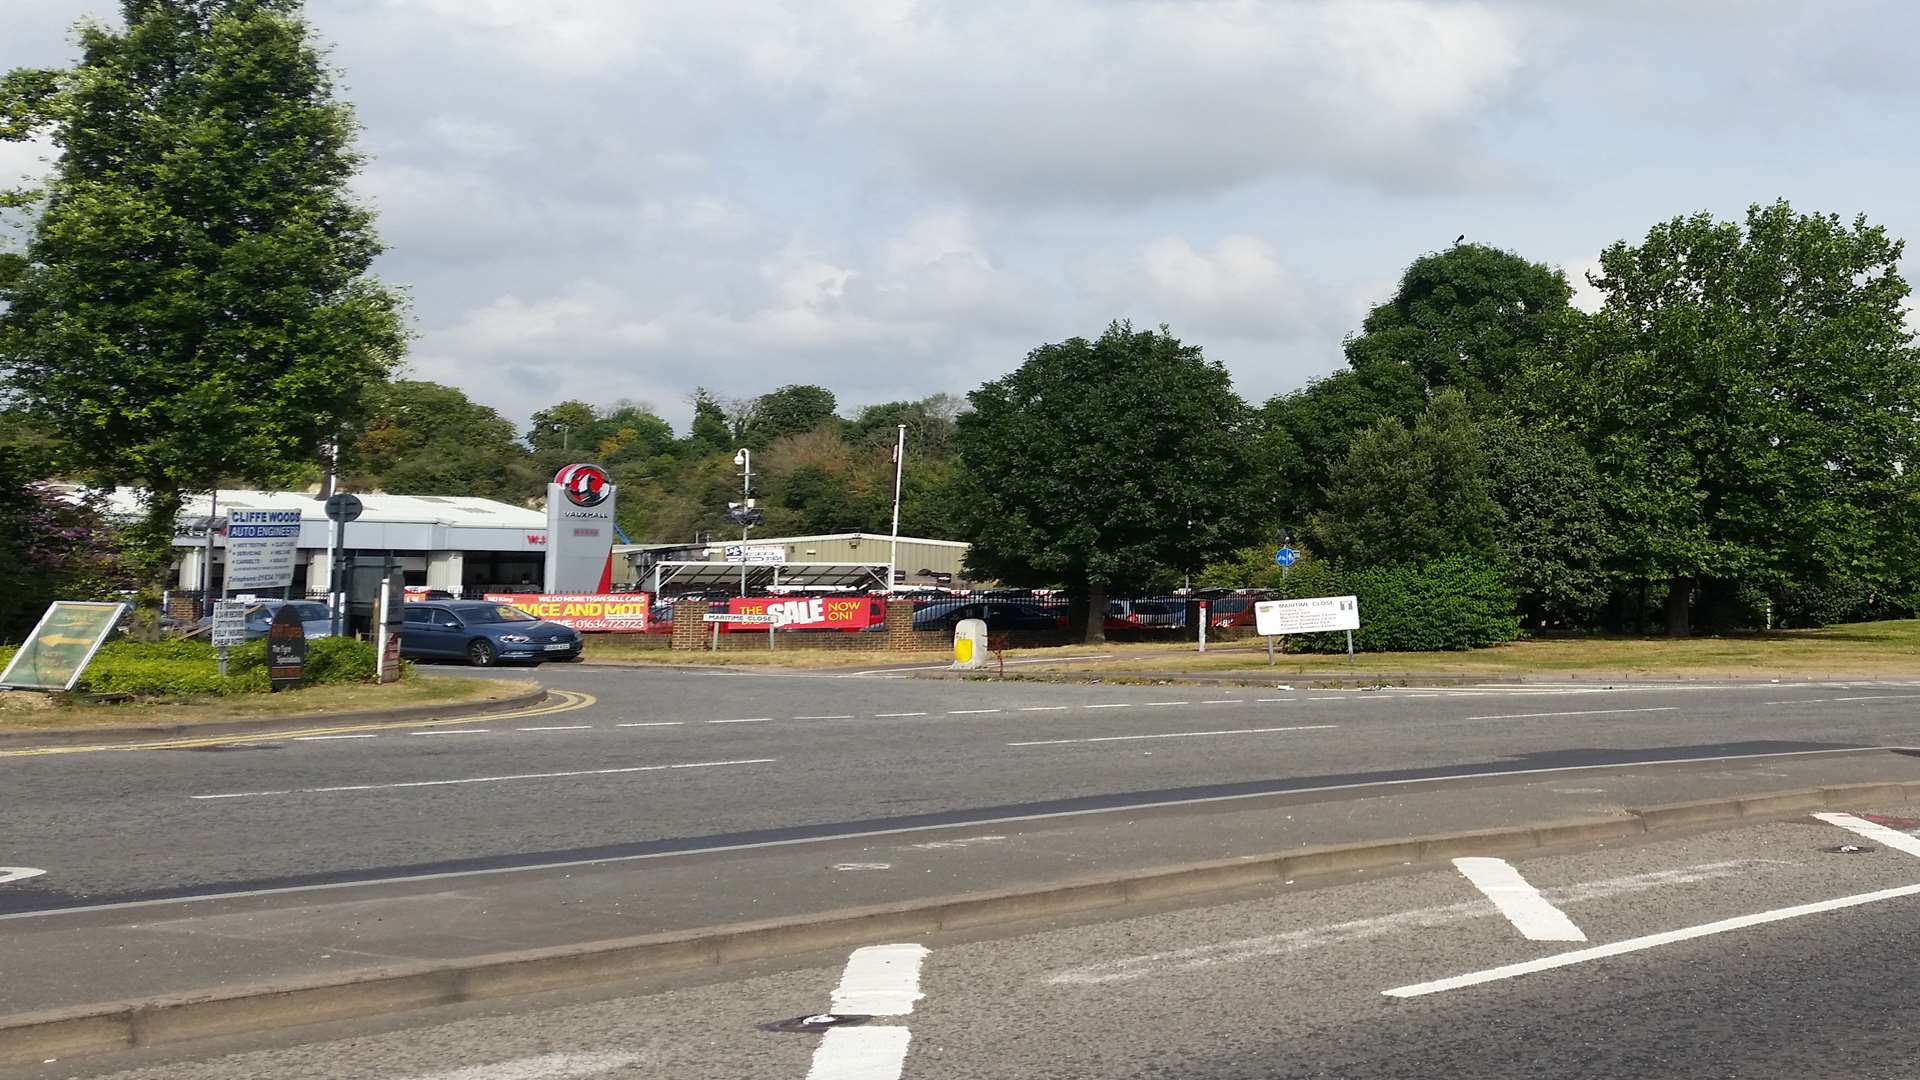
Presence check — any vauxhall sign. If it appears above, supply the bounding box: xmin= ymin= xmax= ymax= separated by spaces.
xmin=544 ymin=463 xmax=618 ymax=593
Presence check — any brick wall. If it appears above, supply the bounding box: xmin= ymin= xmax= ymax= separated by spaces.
xmin=669 ymin=601 xmax=710 ymax=651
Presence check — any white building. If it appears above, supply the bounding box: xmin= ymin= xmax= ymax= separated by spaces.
xmin=97 ymin=489 xmax=551 ymax=598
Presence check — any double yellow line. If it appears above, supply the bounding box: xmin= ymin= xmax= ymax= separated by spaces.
xmin=0 ymin=690 xmax=598 ymax=758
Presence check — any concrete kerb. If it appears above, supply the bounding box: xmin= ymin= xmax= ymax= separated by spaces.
xmin=0 ymin=685 xmax=549 ymax=749
xmin=7 ymin=778 xmax=1920 ymax=1066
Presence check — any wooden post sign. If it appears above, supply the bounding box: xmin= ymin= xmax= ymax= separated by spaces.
xmin=266 ymin=604 xmax=307 ymax=691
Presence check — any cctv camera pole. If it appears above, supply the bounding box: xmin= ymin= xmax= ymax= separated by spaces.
xmin=734 ymin=449 xmax=752 ymax=597
xmin=888 ymin=423 xmax=906 ymax=594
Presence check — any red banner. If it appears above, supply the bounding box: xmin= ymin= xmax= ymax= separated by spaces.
xmin=727 ymin=595 xmax=877 ymax=631
xmin=482 ymin=593 xmax=650 ymax=632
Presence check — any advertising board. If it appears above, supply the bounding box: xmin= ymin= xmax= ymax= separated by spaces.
xmin=544 ymin=464 xmax=617 ymax=593
xmin=1254 ymin=595 xmax=1361 ymax=636
xmin=481 ymin=593 xmax=650 ymax=632
xmin=224 ymin=508 xmax=302 ymax=592
xmin=266 ymin=605 xmax=307 ymax=691
xmin=722 ymin=544 xmax=787 ymax=565
xmin=725 ymin=595 xmax=877 ymax=631
xmin=0 ymin=601 xmax=128 ymax=691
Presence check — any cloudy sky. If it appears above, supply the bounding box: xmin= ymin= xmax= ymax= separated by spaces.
xmin=5 ymin=0 xmax=1918 ymax=431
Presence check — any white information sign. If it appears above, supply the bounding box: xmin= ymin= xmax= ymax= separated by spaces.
xmin=210 ymin=600 xmax=251 ymax=648
xmin=1254 ymin=595 xmax=1360 ymax=636
xmin=705 ymin=612 xmax=776 ymax=624
xmin=223 ymin=509 xmax=301 ymax=592
xmin=722 ymin=544 xmax=787 ymax=565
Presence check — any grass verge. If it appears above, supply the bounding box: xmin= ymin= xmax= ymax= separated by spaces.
xmin=0 ymin=676 xmax=537 ymax=731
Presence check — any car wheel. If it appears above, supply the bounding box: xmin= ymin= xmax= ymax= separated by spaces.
xmin=467 ymin=639 xmax=497 ymax=667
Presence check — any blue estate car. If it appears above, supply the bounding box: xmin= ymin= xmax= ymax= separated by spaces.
xmin=400 ymin=600 xmax=582 ymax=666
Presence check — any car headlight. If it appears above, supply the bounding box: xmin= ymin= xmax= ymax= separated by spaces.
xmin=499 ymin=634 xmax=532 ymax=643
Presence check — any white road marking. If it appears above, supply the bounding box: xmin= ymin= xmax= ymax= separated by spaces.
xmin=833 ymin=862 xmax=892 ymax=871
xmin=0 ymin=867 xmax=47 ymax=886
xmin=1051 ymin=860 xmax=1776 ymax=985
xmin=1009 ymin=724 xmax=1336 ymax=746
xmin=1201 ymin=699 xmax=1240 ymax=705
xmin=400 ymin=1051 xmax=643 ymax=1080
xmin=874 ymin=712 xmax=928 ymax=718
xmin=1143 ymin=701 xmax=1192 ymax=707
xmin=1465 ymin=707 xmax=1678 ymax=721
xmin=1830 ymin=694 xmax=1920 ymax=703
xmin=408 ymin=729 xmax=490 ymax=736
xmin=707 ymin=718 xmax=772 ymax=724
xmin=805 ymin=1027 xmax=912 ymax=1080
xmin=616 ymin=721 xmax=684 ymax=728
xmin=850 ymin=654 xmax=1114 ymax=675
xmin=830 ymin=943 xmax=929 ymax=1015
xmin=1082 ymin=703 xmax=1132 ymax=709
xmin=12 ymin=749 xmax=1881 ymax=924
xmin=293 ymin=734 xmax=378 ymax=741
xmin=516 ymin=725 xmax=592 ymax=732
xmin=1256 ymin=698 xmax=1295 ymax=703
xmin=1452 ymin=857 xmax=1587 ymax=941
xmin=905 ymin=834 xmax=1007 ymax=851
xmin=1384 ymin=878 xmax=1920 ymax=998
xmin=189 ymin=759 xmax=775 ymax=800
xmin=1018 ymin=706 xmax=1068 ymax=712
xmin=948 ymin=709 xmax=1002 ymax=715
xmin=1814 ymin=812 xmax=1920 ymax=858
xmin=795 ymin=714 xmax=855 ymax=720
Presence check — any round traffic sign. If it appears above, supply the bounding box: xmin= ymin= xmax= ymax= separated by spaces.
xmin=324 ymin=493 xmax=364 ymax=523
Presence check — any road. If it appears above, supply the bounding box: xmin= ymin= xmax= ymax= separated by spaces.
xmin=21 ymin=809 xmax=1920 ymax=1079
xmin=8 ymin=668 xmax=1920 ymax=909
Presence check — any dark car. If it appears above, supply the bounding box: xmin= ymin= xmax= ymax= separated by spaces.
xmin=401 ymin=600 xmax=581 ymax=666
xmin=197 ymin=599 xmax=335 ymax=641
xmin=912 ymin=599 xmax=1064 ymax=633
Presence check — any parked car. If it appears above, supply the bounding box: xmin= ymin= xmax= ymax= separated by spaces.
xmin=197 ymin=599 xmax=335 ymax=641
xmin=1206 ymin=595 xmax=1263 ymax=630
xmin=1105 ymin=599 xmax=1183 ymax=632
xmin=401 ymin=600 xmax=581 ymax=666
xmin=912 ymin=599 xmax=1065 ymax=633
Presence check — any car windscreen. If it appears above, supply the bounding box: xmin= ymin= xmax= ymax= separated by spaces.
xmin=460 ymin=605 xmax=539 ymax=624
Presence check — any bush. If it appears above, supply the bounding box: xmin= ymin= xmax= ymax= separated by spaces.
xmin=28 ymin=634 xmax=388 ymax=698
xmin=305 ymin=636 xmax=381 ymax=684
xmin=1776 ymin=577 xmax=1916 ymax=629
xmin=1279 ymin=554 xmax=1519 ymax=652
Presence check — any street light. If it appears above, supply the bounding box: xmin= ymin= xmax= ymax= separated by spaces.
xmin=733 ymin=449 xmax=753 ymax=596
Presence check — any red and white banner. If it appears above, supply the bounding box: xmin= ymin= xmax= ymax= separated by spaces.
xmin=726 ymin=595 xmax=878 ymax=631
xmin=482 ymin=593 xmax=651 ymax=632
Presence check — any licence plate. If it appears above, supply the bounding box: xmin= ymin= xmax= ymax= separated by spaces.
xmin=543 ymin=643 xmax=571 ymax=651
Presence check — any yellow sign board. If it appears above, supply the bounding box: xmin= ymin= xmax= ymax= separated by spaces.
xmin=0 ymin=601 xmax=128 ymax=692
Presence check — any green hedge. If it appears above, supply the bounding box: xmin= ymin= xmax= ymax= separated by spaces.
xmin=1276 ymin=554 xmax=1520 ymax=652
xmin=1 ymin=635 xmax=388 ymax=697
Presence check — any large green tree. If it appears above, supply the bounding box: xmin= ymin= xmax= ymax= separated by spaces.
xmin=347 ymin=380 xmax=528 ymax=499
xmin=1310 ymin=390 xmax=1500 ymax=568
xmin=742 ymin=384 xmax=840 ymax=445
xmin=1566 ymin=201 xmax=1920 ymax=635
xmin=952 ymin=322 xmax=1269 ymax=641
xmin=0 ymin=0 xmax=404 ymax=632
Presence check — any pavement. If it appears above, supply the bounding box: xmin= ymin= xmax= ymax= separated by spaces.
xmin=9 ymin=667 xmax=1920 ymax=1073
xmin=18 ymin=808 xmax=1920 ymax=1079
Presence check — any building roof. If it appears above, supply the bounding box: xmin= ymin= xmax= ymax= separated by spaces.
xmin=89 ymin=488 xmax=546 ymax=529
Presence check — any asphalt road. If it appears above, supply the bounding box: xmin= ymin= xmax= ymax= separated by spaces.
xmin=28 ymin=810 xmax=1920 ymax=1079
xmin=7 ymin=668 xmax=1920 ymax=912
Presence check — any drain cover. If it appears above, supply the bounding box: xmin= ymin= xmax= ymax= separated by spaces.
xmin=760 ymin=1013 xmax=871 ymax=1034
xmin=1825 ymin=844 xmax=1875 ymax=854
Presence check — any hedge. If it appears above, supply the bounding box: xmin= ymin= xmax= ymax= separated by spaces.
xmin=1 ymin=636 xmax=388 ymax=697
xmin=1276 ymin=554 xmax=1520 ymax=653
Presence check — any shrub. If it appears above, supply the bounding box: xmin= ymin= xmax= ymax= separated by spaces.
xmin=50 ymin=634 xmax=384 ymax=697
xmin=1279 ymin=554 xmax=1519 ymax=652
xmin=305 ymin=636 xmax=380 ymax=684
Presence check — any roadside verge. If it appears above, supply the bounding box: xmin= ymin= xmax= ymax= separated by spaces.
xmin=7 ymin=778 xmax=1918 ymax=1065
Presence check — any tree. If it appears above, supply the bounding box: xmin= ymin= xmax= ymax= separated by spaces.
xmin=1568 ymin=201 xmax=1920 ymax=635
xmin=1310 ymin=390 xmax=1500 ymax=567
xmin=683 ymin=388 xmax=731 ymax=456
xmin=744 ymin=384 xmax=839 ymax=445
xmin=952 ymin=322 xmax=1269 ymax=642
xmin=1479 ymin=415 xmax=1613 ymax=626
xmin=1261 ymin=361 xmax=1425 ymax=522
xmin=0 ymin=0 xmax=404 ymax=632
xmin=526 ymin=401 xmax=598 ymax=454
xmin=1345 ymin=243 xmax=1577 ymax=397
xmin=347 ymin=380 xmax=527 ymax=498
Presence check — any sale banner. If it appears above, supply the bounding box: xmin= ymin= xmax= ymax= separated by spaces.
xmin=726 ymin=595 xmax=877 ymax=631
xmin=482 ymin=593 xmax=651 ymax=632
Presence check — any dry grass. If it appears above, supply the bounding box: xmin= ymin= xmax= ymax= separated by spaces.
xmin=0 ymin=676 xmax=536 ymax=731
xmin=580 ymin=620 xmax=1920 ymax=679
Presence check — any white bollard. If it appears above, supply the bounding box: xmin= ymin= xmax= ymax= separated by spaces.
xmin=952 ymin=618 xmax=988 ymax=670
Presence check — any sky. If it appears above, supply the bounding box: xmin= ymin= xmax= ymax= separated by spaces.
xmin=4 ymin=0 xmax=1919 ymax=433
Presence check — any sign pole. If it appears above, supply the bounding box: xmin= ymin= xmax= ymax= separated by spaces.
xmin=1346 ymin=629 xmax=1355 ymax=665
xmin=1268 ymin=635 xmax=1275 ymax=666
xmin=202 ymin=489 xmax=219 ymax=618
xmin=1197 ymin=601 xmax=1207 ymax=653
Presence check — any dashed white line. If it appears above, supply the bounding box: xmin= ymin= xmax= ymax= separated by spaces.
xmin=707 ymin=718 xmax=773 ymax=724
xmin=190 ymin=758 xmax=777 ymax=800
xmin=807 ymin=1028 xmax=912 ymax=1080
xmin=617 ymin=721 xmax=684 ymax=728
xmin=1831 ymin=694 xmax=1920 ymax=703
xmin=807 ymin=943 xmax=928 ymax=1080
xmin=408 ymin=729 xmax=490 ymax=736
xmin=1256 ymin=698 xmax=1295 ymax=703
xmin=1201 ymin=699 xmax=1239 ymax=705
xmin=1383 ymin=879 xmax=1920 ymax=998
xmin=874 ymin=712 xmax=928 ymax=718
xmin=294 ymin=734 xmax=378 ymax=741
xmin=1143 ymin=701 xmax=1192 ymax=707
xmin=948 ymin=709 xmax=1002 ymax=715
xmin=1814 ymin=812 xmax=1920 ymax=858
xmin=517 ymin=725 xmax=592 ymax=732
xmin=1009 ymin=724 xmax=1336 ymax=747
xmin=794 ymin=714 xmax=855 ymax=720
xmin=1465 ymin=707 xmax=1678 ymax=721
xmin=1452 ymin=857 xmax=1587 ymax=942
xmin=1018 ymin=706 xmax=1068 ymax=713
xmin=1082 ymin=703 xmax=1132 ymax=710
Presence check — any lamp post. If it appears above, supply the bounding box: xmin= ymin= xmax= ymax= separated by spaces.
xmin=733 ymin=449 xmax=752 ymax=596
xmin=888 ymin=424 xmax=906 ymax=593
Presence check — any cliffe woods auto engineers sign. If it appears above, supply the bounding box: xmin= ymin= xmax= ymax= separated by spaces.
xmin=224 ymin=508 xmax=302 ymax=591
xmin=1254 ymin=595 xmax=1361 ymax=636
xmin=482 ymin=593 xmax=650 ymax=632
